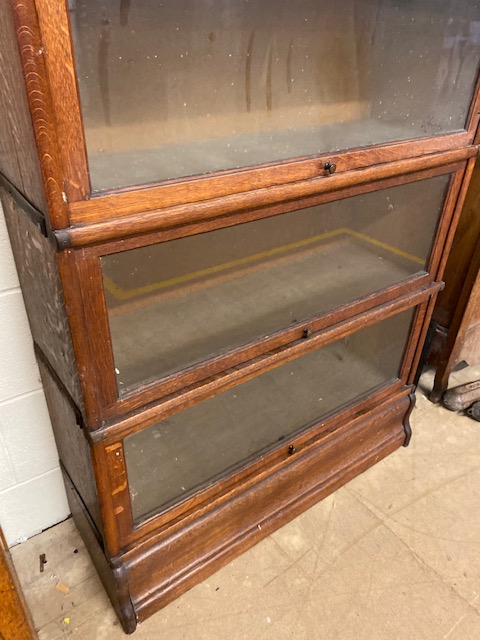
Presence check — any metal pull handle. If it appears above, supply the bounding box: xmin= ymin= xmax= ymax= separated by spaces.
xmin=324 ymin=162 xmax=337 ymax=175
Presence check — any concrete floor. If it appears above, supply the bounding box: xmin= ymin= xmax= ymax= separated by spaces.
xmin=11 ymin=365 xmax=480 ymax=640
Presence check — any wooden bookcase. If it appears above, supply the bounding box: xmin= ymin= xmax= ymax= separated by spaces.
xmin=1 ymin=1 xmax=480 ymax=633
xmin=428 ymin=160 xmax=480 ymax=401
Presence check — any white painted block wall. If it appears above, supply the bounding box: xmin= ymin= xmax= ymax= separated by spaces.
xmin=0 ymin=202 xmax=69 ymax=547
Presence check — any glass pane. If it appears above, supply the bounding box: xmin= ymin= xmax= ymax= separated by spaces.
xmin=101 ymin=174 xmax=449 ymax=391
xmin=125 ymin=309 xmax=413 ymax=522
xmin=69 ymin=1 xmax=480 ymax=191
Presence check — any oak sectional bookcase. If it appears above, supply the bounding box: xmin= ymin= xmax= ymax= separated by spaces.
xmin=1 ymin=0 xmax=480 ymax=633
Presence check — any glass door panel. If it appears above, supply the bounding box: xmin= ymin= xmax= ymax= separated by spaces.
xmin=70 ymin=0 xmax=480 ymax=191
xmin=101 ymin=174 xmax=449 ymax=391
xmin=124 ymin=308 xmax=413 ymax=523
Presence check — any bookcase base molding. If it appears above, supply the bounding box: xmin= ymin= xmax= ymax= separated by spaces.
xmin=60 ymin=378 xmax=413 ymax=633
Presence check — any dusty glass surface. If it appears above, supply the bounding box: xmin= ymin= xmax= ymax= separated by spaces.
xmin=69 ymin=1 xmax=480 ymax=191
xmin=101 ymin=174 xmax=449 ymax=391
xmin=124 ymin=309 xmax=413 ymax=522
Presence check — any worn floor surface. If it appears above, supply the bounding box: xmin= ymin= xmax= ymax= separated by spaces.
xmin=11 ymin=366 xmax=480 ymax=639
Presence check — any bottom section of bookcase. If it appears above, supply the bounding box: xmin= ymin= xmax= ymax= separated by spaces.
xmin=63 ymin=387 xmax=414 ymax=634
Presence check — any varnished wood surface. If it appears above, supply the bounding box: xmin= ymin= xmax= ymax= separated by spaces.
xmin=434 ymin=160 xmax=480 ymax=329
xmin=56 ymin=249 xmax=105 ymax=427
xmin=83 ymin=162 xmax=461 ymax=258
xmin=11 ymin=0 xmax=69 ymax=228
xmin=71 ymin=255 xmax=118 ymax=412
xmin=0 ymin=188 xmax=84 ymax=412
xmin=34 ymin=0 xmax=89 ymax=203
xmin=38 ymin=358 xmax=102 ymax=534
xmin=124 ymin=390 xmax=410 ymax=622
xmin=426 ymin=166 xmax=468 ymax=282
xmin=89 ymin=284 xmax=440 ymax=440
xmin=98 ymin=273 xmax=431 ymax=421
xmin=432 ymin=158 xmax=477 ymax=285
xmin=0 ymin=527 xmax=37 ymax=640
xmin=467 ymin=66 xmax=480 ymax=145
xmin=428 ymin=159 xmax=480 ymax=400
xmin=70 ymin=387 xmax=410 ymax=630
xmin=399 ymin=303 xmax=429 ymax=383
xmin=24 ymin=0 xmax=480 ymax=225
xmin=431 ymin=233 xmax=480 ymax=402
xmin=100 ymin=275 xmax=433 ymax=424
xmin=0 ymin=0 xmax=46 ymax=213
xmin=471 ymin=67 xmax=480 ymax=146
xmin=113 ymin=380 xmax=405 ymax=552
xmin=63 ymin=471 xmax=136 ymax=634
xmin=456 ymin=264 xmax=480 ymax=361
xmin=63 ymin=161 xmax=454 ymax=426
xmin=0 ymin=91 xmax=23 ymax=193
xmin=60 ymin=148 xmax=477 ymax=248
xmin=67 ymin=133 xmax=472 ymax=225
xmin=90 ymin=442 xmax=133 ymax=558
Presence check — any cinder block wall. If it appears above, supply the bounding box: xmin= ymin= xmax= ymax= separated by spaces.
xmin=0 ymin=203 xmax=69 ymax=546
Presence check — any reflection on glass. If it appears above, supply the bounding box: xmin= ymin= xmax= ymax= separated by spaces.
xmin=124 ymin=309 xmax=413 ymax=522
xmin=69 ymin=1 xmax=480 ymax=190
xmin=101 ymin=174 xmax=449 ymax=391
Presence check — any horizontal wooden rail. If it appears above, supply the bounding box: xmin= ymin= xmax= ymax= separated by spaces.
xmin=57 ymin=146 xmax=478 ymax=249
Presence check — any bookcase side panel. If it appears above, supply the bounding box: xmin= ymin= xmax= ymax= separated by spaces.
xmin=0 ymin=1 xmax=46 ymax=213
xmin=0 ymin=188 xmax=84 ymax=413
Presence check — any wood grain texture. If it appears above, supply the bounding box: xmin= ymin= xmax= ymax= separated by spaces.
xmin=68 ymin=132 xmax=471 ymax=225
xmin=123 ymin=390 xmax=410 ymax=623
xmin=84 ymin=161 xmax=462 ymax=257
xmin=71 ymin=387 xmax=410 ymax=630
xmin=60 ymin=253 xmax=120 ymax=424
xmin=34 ymin=0 xmax=89 ymax=203
xmin=0 ymin=528 xmax=37 ymax=640
xmin=0 ymin=187 xmax=84 ymax=412
xmin=93 ymin=282 xmax=441 ymax=442
xmin=56 ymin=250 xmax=106 ymax=428
xmin=424 ymin=168 xmax=466 ymax=280
xmin=38 ymin=358 xmax=102 ymax=534
xmin=61 ymin=148 xmax=477 ymax=248
xmin=408 ymin=293 xmax=442 ymax=387
xmin=399 ymin=303 xmax=428 ymax=382
xmin=434 ymin=160 xmax=480 ymax=329
xmin=64 ymin=153 xmax=453 ymax=425
xmin=430 ymin=234 xmax=480 ymax=402
xmin=0 ymin=90 xmax=23 ymax=191
xmin=0 ymin=0 xmax=46 ymax=212
xmin=63 ymin=471 xmax=136 ymax=634
xmin=428 ymin=160 xmax=480 ymax=398
xmin=433 ymin=158 xmax=477 ymax=284
xmin=90 ymin=442 xmax=133 ymax=559
xmin=115 ymin=380 xmax=406 ymax=551
xmin=66 ymin=162 xmax=458 ymax=423
xmin=10 ymin=0 xmax=69 ymax=228
xmin=102 ymin=442 xmax=133 ymax=553
xmin=100 ymin=274 xmax=431 ymax=422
